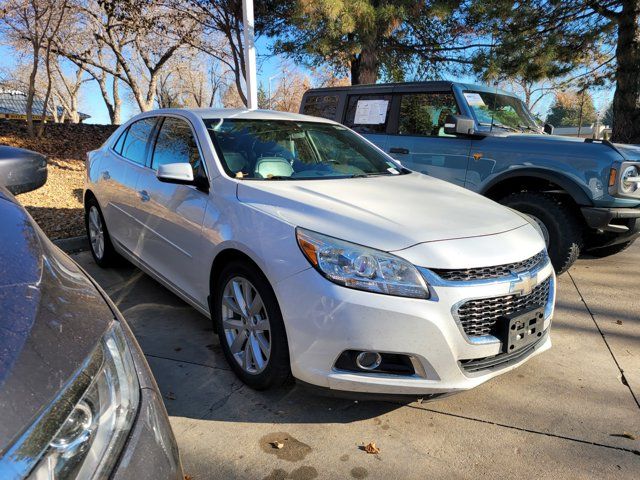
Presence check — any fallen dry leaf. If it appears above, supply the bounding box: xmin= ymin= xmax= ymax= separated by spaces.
xmin=271 ymin=441 xmax=284 ymax=449
xmin=615 ymin=320 xmax=623 ymax=325
xmin=363 ymin=442 xmax=380 ymax=454
xmin=621 ymin=432 xmax=636 ymax=440
xmin=184 ymin=475 xmax=193 ymax=480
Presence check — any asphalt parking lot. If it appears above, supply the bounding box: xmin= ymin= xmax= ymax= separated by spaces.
xmin=74 ymin=245 xmax=640 ymax=480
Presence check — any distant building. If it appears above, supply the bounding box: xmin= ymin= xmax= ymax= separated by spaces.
xmin=0 ymin=88 xmax=90 ymax=123
xmin=553 ymin=122 xmax=611 ymax=140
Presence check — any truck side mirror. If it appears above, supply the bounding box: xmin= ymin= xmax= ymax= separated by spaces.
xmin=444 ymin=115 xmax=475 ymax=136
xmin=543 ymin=123 xmax=554 ymax=135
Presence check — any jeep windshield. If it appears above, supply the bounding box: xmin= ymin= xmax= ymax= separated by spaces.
xmin=205 ymin=119 xmax=403 ymax=180
xmin=462 ymin=91 xmax=540 ymax=133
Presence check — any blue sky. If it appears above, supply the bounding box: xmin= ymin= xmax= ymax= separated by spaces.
xmin=1 ymin=36 xmax=613 ymax=126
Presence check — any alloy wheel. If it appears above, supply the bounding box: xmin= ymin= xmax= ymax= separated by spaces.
xmin=88 ymin=206 xmax=105 ymax=260
xmin=221 ymin=276 xmax=271 ymax=374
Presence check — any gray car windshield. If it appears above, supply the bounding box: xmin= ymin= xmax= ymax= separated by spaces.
xmin=463 ymin=91 xmax=540 ymax=132
xmin=204 ymin=119 xmax=403 ymax=180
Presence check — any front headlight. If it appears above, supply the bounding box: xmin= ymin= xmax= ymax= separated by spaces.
xmin=30 ymin=323 xmax=139 ymax=479
xmin=296 ymin=228 xmax=430 ymax=299
xmin=620 ymin=165 xmax=640 ymax=195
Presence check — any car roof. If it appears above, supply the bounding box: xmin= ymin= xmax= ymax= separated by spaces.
xmin=304 ymin=81 xmax=515 ymax=98
xmin=145 ymin=108 xmax=337 ymax=124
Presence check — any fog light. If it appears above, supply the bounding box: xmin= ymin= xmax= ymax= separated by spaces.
xmin=355 ymin=351 xmax=382 ymax=370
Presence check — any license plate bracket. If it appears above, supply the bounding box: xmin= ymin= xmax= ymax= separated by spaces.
xmin=501 ymin=308 xmax=545 ymax=353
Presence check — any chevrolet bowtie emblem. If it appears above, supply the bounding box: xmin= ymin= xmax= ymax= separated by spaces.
xmin=509 ymin=271 xmax=538 ymax=296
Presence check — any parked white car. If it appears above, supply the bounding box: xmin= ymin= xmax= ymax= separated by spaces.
xmin=85 ymin=109 xmax=555 ymax=396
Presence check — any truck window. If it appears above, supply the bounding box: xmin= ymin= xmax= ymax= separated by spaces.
xmin=344 ymin=94 xmax=392 ymax=134
xmin=397 ymin=93 xmax=459 ymax=137
xmin=302 ymin=94 xmax=339 ymax=120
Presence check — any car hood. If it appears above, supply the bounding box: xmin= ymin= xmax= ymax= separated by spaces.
xmin=236 ymin=172 xmax=528 ymax=251
xmin=613 ymin=143 xmax=640 ymax=161
xmin=0 ymin=191 xmax=113 ymax=454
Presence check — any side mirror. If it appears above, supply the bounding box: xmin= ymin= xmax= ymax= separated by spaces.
xmin=543 ymin=123 xmax=554 ymax=135
xmin=157 ymin=162 xmax=195 ymax=184
xmin=444 ymin=114 xmax=475 ymax=136
xmin=0 ymin=146 xmax=48 ymax=195
xmin=157 ymin=162 xmax=209 ymax=192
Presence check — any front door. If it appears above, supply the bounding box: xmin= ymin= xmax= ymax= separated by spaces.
xmin=386 ymin=92 xmax=472 ymax=186
xmin=134 ymin=116 xmax=209 ymax=304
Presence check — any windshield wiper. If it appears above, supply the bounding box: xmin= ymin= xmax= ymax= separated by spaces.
xmin=479 ymin=122 xmax=520 ymax=133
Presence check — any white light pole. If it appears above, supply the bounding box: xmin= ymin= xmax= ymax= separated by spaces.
xmin=242 ymin=0 xmax=258 ymax=110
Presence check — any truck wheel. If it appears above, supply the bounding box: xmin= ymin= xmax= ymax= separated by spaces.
xmin=500 ymin=192 xmax=583 ymax=274
xmin=587 ymin=240 xmax=635 ymax=258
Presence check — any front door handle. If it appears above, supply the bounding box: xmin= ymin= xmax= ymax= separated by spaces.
xmin=389 ymin=147 xmax=410 ymax=155
xmin=138 ymin=190 xmax=150 ymax=202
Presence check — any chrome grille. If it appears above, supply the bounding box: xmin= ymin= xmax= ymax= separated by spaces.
xmin=433 ymin=251 xmax=547 ymax=282
xmin=456 ymin=278 xmax=551 ymax=337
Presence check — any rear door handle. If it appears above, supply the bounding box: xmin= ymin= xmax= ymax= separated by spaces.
xmin=138 ymin=190 xmax=150 ymax=202
xmin=101 ymin=171 xmax=110 ymax=180
xmin=389 ymin=147 xmax=410 ymax=154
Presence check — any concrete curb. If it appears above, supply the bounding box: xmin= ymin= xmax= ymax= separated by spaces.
xmin=53 ymin=235 xmax=89 ymax=254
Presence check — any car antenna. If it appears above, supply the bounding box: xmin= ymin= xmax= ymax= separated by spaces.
xmin=489 ymin=31 xmax=498 ymax=133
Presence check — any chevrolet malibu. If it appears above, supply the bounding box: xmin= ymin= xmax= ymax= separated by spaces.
xmin=85 ymin=109 xmax=556 ymax=396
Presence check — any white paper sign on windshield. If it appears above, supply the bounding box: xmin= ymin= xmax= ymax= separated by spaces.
xmin=463 ymin=92 xmax=486 ymax=107
xmin=354 ymin=100 xmax=389 ymax=124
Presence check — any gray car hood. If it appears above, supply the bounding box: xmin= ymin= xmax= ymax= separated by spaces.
xmin=0 ymin=190 xmax=113 ymax=455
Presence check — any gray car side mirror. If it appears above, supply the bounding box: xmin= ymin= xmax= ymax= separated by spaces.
xmin=0 ymin=146 xmax=48 ymax=194
xmin=443 ymin=115 xmax=476 ymax=136
xmin=157 ymin=162 xmax=195 ymax=184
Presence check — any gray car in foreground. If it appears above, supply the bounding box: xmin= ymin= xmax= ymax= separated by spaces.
xmin=0 ymin=149 xmax=182 ymax=479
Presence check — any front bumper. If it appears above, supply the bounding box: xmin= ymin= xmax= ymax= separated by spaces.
xmin=274 ymin=260 xmax=555 ymax=396
xmin=581 ymin=206 xmax=640 ymax=246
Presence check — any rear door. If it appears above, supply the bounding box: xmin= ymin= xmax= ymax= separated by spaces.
xmin=101 ymin=117 xmax=157 ymax=255
xmin=386 ymin=90 xmax=472 ymax=186
xmin=343 ymin=92 xmax=393 ymax=152
xmin=134 ymin=115 xmax=209 ymax=304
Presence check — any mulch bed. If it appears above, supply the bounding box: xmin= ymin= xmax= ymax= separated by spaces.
xmin=0 ymin=121 xmax=117 ymax=240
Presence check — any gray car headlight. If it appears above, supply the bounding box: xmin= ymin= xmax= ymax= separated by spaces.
xmin=620 ymin=165 xmax=640 ymax=195
xmin=29 ymin=323 xmax=139 ymax=479
xmin=296 ymin=228 xmax=430 ymax=299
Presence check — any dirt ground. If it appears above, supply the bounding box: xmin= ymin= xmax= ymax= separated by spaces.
xmin=0 ymin=121 xmax=116 ymax=239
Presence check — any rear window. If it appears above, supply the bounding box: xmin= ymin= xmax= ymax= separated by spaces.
xmin=120 ymin=117 xmax=156 ymax=165
xmin=344 ymin=94 xmax=392 ymax=134
xmin=302 ymin=94 xmax=339 ymax=120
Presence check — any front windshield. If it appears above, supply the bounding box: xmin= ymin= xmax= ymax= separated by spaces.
xmin=463 ymin=91 xmax=540 ymax=132
xmin=204 ymin=119 xmax=403 ymax=180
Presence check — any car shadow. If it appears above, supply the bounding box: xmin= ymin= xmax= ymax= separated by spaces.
xmin=98 ymin=260 xmax=408 ymax=425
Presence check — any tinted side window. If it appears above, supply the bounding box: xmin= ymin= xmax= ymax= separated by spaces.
xmin=113 ymin=128 xmax=127 ymax=154
xmin=398 ymin=93 xmax=459 ymax=137
xmin=121 ymin=118 xmax=156 ymax=165
xmin=152 ymin=117 xmax=203 ymax=175
xmin=344 ymin=94 xmax=392 ymax=134
xmin=302 ymin=94 xmax=339 ymax=120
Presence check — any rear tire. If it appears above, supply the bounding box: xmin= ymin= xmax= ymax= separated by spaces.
xmin=499 ymin=192 xmax=583 ymax=275
xmin=212 ymin=260 xmax=291 ymax=390
xmin=85 ymin=197 xmax=121 ymax=267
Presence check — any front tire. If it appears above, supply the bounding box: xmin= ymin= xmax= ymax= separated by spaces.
xmin=213 ymin=260 xmax=291 ymax=390
xmin=84 ymin=197 xmax=121 ymax=267
xmin=500 ymin=192 xmax=583 ymax=275
xmin=587 ymin=240 xmax=635 ymax=258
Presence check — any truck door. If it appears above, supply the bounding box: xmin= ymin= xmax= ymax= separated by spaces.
xmin=386 ymin=91 xmax=472 ymax=187
xmin=343 ymin=93 xmax=393 ymax=152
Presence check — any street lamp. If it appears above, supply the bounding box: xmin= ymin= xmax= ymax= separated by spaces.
xmin=242 ymin=0 xmax=258 ymax=110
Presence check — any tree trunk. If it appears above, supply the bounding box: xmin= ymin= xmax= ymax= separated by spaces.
xmin=350 ymin=46 xmax=379 ymax=85
xmin=611 ymin=0 xmax=640 ymax=144
xmin=112 ymin=76 xmax=121 ymax=124
xmin=26 ymin=43 xmax=40 ymax=138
